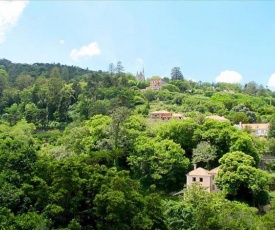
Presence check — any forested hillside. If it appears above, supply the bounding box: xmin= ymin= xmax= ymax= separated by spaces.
xmin=0 ymin=59 xmax=274 ymax=229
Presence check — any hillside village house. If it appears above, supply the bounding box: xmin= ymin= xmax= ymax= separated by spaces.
xmin=149 ymin=78 xmax=166 ymax=91
xmin=186 ymin=166 xmax=220 ymax=192
xmin=150 ymin=110 xmax=185 ymax=121
xmin=235 ymin=122 xmax=269 ymax=137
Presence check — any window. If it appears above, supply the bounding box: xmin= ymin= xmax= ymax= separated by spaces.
xmin=199 ymin=178 xmax=203 ymax=182
xmin=192 ymin=177 xmax=196 ymax=182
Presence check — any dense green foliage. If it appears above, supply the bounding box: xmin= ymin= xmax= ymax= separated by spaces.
xmin=0 ymin=59 xmax=274 ymax=228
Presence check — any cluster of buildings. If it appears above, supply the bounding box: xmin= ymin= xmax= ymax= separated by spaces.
xmin=150 ymin=110 xmax=185 ymax=121
xmin=149 ymin=111 xmax=270 ymax=192
xmin=137 ymin=69 xmax=270 ymax=192
xmin=150 ymin=111 xmax=270 ymax=137
xmin=135 ymin=69 xmax=166 ymax=91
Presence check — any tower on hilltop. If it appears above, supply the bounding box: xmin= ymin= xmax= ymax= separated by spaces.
xmin=136 ymin=68 xmax=145 ymax=81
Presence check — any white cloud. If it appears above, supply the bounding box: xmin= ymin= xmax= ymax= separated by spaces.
xmin=187 ymin=76 xmax=197 ymax=82
xmin=136 ymin=58 xmax=144 ymax=68
xmin=215 ymin=70 xmax=242 ymax=83
xmin=0 ymin=1 xmax=29 ymax=43
xmin=59 ymin=40 xmax=65 ymax=45
xmin=267 ymin=73 xmax=275 ymax=88
xmin=70 ymin=42 xmax=101 ymax=61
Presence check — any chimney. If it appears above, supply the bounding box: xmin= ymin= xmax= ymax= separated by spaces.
xmin=193 ymin=164 xmax=197 ymax=170
xmin=239 ymin=121 xmax=242 ymax=128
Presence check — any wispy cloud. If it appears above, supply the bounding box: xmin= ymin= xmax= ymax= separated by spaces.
xmin=267 ymin=73 xmax=275 ymax=88
xmin=59 ymin=39 xmax=65 ymax=45
xmin=215 ymin=70 xmax=242 ymax=83
xmin=70 ymin=42 xmax=101 ymax=61
xmin=0 ymin=1 xmax=29 ymax=43
xmin=136 ymin=58 xmax=144 ymax=68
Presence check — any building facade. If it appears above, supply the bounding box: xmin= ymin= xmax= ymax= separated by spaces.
xmin=186 ymin=166 xmax=220 ymax=192
xmin=150 ymin=110 xmax=184 ymax=121
xmin=235 ymin=122 xmax=269 ymax=137
xmin=136 ymin=68 xmax=145 ymax=81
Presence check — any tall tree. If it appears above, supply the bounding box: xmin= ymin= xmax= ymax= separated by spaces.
xmin=243 ymin=81 xmax=258 ymax=96
xmin=15 ymin=75 xmax=34 ymax=90
xmin=170 ymin=67 xmax=184 ymax=81
xmin=116 ymin=61 xmax=124 ymax=76
xmin=50 ymin=67 xmax=61 ymax=79
xmin=268 ymin=118 xmax=275 ymax=138
xmin=61 ymin=66 xmax=69 ymax=81
xmin=110 ymin=106 xmax=131 ymax=150
xmin=0 ymin=69 xmax=9 ymax=97
xmin=108 ymin=63 xmax=115 ymax=75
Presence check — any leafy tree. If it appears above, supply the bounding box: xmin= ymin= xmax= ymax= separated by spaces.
xmin=128 ymin=136 xmax=189 ymax=192
xmin=157 ymin=119 xmax=199 ymax=157
xmin=259 ymin=201 xmax=275 ymax=229
xmin=50 ymin=67 xmax=61 ymax=78
xmin=144 ymin=194 xmax=168 ymax=230
xmin=2 ymin=103 xmax=23 ymax=125
xmin=84 ymin=72 xmax=101 ymax=101
xmin=94 ymin=170 xmax=153 ymax=230
xmin=215 ymin=151 xmax=269 ymax=205
xmin=46 ymin=77 xmax=63 ymax=120
xmin=165 ymin=183 xmax=261 ymax=230
xmin=15 ymin=75 xmax=34 ymax=90
xmin=55 ymin=84 xmax=75 ymax=122
xmin=199 ymin=119 xmax=260 ymax=165
xmin=161 ymin=83 xmax=180 ymax=92
xmin=243 ymin=81 xmax=258 ymax=96
xmin=157 ymin=89 xmax=175 ymax=102
xmin=170 ymin=80 xmax=191 ymax=93
xmin=231 ymin=112 xmax=249 ymax=124
xmin=0 ymin=69 xmax=9 ymax=97
xmin=231 ymin=104 xmax=257 ymax=123
xmin=164 ymin=199 xmax=195 ymax=230
xmin=13 ymin=212 xmax=50 ymax=229
xmin=170 ymin=67 xmax=184 ymax=81
xmin=0 ymin=88 xmax=20 ymax=111
xmin=229 ymin=130 xmax=260 ymax=165
xmin=192 ymin=141 xmax=217 ymax=169
xmin=82 ymin=114 xmax=112 ymax=152
xmin=266 ymin=137 xmax=275 ymax=155
xmin=61 ymin=66 xmax=69 ymax=81
xmin=144 ymin=89 xmax=156 ymax=101
xmin=0 ymin=121 xmax=37 ymax=214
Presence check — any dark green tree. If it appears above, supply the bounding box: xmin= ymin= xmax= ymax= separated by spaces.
xmin=170 ymin=67 xmax=184 ymax=81
xmin=215 ymin=151 xmax=269 ymax=205
xmin=268 ymin=118 xmax=275 ymax=138
xmin=116 ymin=61 xmax=124 ymax=76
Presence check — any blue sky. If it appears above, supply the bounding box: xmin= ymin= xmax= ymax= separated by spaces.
xmin=1 ymin=1 xmax=275 ymax=88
